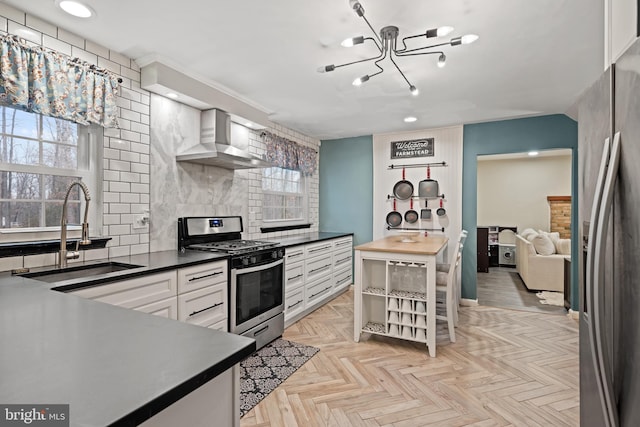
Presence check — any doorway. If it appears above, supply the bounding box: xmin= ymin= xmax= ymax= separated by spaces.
xmin=475 ymin=149 xmax=571 ymax=314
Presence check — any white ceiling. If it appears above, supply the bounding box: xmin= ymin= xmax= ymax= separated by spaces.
xmin=2 ymin=0 xmax=604 ymax=140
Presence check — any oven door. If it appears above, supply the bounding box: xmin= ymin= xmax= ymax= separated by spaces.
xmin=230 ymin=258 xmax=284 ymax=335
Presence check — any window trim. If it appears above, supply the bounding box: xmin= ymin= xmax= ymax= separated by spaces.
xmin=0 ymin=108 xmax=103 ymax=242
xmin=261 ymin=167 xmax=309 ymax=228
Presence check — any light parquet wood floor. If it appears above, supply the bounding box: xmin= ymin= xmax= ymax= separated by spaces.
xmin=240 ymin=288 xmax=579 ymax=427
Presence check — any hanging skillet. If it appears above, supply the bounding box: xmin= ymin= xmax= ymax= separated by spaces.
xmin=421 ymin=199 xmax=432 ymax=219
xmin=418 ymin=165 xmax=439 ymax=198
xmin=393 ymin=167 xmax=413 ymax=200
xmin=386 ymin=199 xmax=402 ymax=227
xmin=437 ymin=198 xmax=447 ymax=216
xmin=405 ymin=198 xmax=419 ymax=224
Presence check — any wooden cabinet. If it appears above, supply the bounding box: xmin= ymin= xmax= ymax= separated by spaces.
xmin=477 ymin=227 xmax=489 ymax=272
xmin=177 ymin=261 xmax=228 ymax=331
xmin=283 ymin=235 xmax=353 ymax=326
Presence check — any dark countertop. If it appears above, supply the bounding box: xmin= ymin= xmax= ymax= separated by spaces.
xmin=0 ymin=251 xmax=254 ymax=427
xmin=20 ymin=250 xmax=229 ymax=292
xmin=276 ymin=231 xmax=353 ymax=248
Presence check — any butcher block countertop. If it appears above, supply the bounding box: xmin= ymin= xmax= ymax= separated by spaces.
xmin=355 ymin=234 xmax=448 ymax=255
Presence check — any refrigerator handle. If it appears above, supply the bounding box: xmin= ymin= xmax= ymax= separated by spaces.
xmin=586 ymin=137 xmax=611 ymax=426
xmin=593 ymin=131 xmax=621 ymax=427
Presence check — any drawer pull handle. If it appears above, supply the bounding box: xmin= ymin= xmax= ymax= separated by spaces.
xmin=337 ymin=276 xmax=352 ymax=285
xmin=189 ymin=301 xmax=223 ymax=317
xmin=287 ymin=300 xmax=303 ymax=309
xmin=336 ymin=257 xmax=351 ymax=264
xmin=309 ymin=264 xmax=331 ymax=275
xmin=310 ymin=286 xmax=332 ymax=298
xmin=253 ymin=325 xmax=269 ymax=336
xmin=288 ymin=274 xmax=303 ymax=281
xmin=189 ymin=271 xmax=223 ymax=282
xmin=309 ymin=246 xmax=331 ymax=253
xmin=288 ymin=253 xmax=304 ymax=259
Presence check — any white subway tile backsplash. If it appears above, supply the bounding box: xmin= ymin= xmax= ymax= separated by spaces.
xmin=26 ymin=15 xmax=55 ymax=37
xmin=121 ymin=130 xmax=141 ymax=143
xmin=130 ymin=244 xmax=149 ymax=255
xmin=117 ymin=118 xmax=131 ymax=131
xmin=104 ymin=170 xmax=120 ymax=182
xmin=120 ymin=67 xmax=140 ymax=81
xmin=109 ymin=159 xmax=131 ymax=172
xmin=42 ymin=35 xmax=71 ymax=56
xmin=103 ymin=148 xmax=120 ymax=160
xmin=84 ymin=40 xmax=109 ymax=58
xmin=8 ymin=22 xmax=41 ymax=44
xmin=120 ymin=87 xmax=141 ymax=103
xmin=109 ymin=204 xmax=131 ymax=214
xmin=120 ymin=172 xmax=140 ymax=183
xmin=116 ymin=97 xmax=131 ymax=110
xmin=130 ymin=163 xmax=148 ymax=174
xmin=120 ymin=109 xmax=141 ymax=122
xmin=70 ymin=46 xmax=97 ymax=65
xmin=131 ymin=183 xmax=149 ymax=193
xmin=104 ymin=127 xmax=121 ymax=138
xmin=121 ymin=151 xmax=140 ymax=163
xmin=0 ymin=4 xmax=24 ymax=23
xmin=131 ymin=121 xmax=149 ymax=135
xmin=120 ymin=193 xmax=140 ymax=204
xmin=97 ymin=57 xmax=120 ymax=74
xmin=83 ymin=248 xmax=109 ymax=261
xmin=24 ymin=253 xmax=56 ymax=269
xmin=103 ymin=214 xmax=121 ymax=225
xmin=0 ymin=256 xmax=23 ymax=272
xmin=109 ymin=139 xmax=131 ymax=151
xmin=109 ymin=50 xmax=130 ymax=68
xmin=109 ymin=224 xmax=131 ymax=235
xmin=109 ymin=245 xmax=130 ymax=258
xmin=130 ymin=142 xmax=149 ymax=154
xmin=130 ymin=101 xmax=149 ymax=115
xmin=139 ymin=174 xmax=149 ymax=184
xmin=109 ymin=182 xmax=131 ymax=193
xmin=119 ymin=234 xmax=139 ymax=246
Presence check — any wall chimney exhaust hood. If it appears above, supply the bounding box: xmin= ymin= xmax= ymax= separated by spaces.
xmin=176 ymin=109 xmax=273 ymax=170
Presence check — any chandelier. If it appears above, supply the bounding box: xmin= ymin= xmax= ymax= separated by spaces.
xmin=318 ymin=0 xmax=479 ymax=96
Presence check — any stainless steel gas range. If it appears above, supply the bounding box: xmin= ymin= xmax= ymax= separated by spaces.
xmin=178 ymin=216 xmax=284 ymax=350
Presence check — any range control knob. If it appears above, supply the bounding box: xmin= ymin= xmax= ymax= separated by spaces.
xmin=242 ymin=257 xmax=249 ymax=266
xmin=250 ymin=256 xmax=257 ymax=264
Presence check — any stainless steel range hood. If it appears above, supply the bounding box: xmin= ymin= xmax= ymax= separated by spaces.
xmin=176 ymin=109 xmax=273 ymax=170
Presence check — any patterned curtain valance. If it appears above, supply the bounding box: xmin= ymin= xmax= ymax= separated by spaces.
xmin=0 ymin=34 xmax=120 ymax=128
xmin=262 ymin=131 xmax=317 ymax=176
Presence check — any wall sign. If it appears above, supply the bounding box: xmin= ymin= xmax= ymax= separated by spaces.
xmin=390 ymin=138 xmax=434 ymax=159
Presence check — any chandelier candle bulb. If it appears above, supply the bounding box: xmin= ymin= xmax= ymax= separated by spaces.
xmin=437 ymin=53 xmax=446 ymax=68
xmin=342 ymin=36 xmax=365 ymax=47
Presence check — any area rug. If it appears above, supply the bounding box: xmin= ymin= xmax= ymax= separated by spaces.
xmin=536 ymin=291 xmax=564 ymax=307
xmin=239 ymin=338 xmax=319 ymax=417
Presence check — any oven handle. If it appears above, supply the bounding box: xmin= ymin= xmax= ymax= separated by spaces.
xmin=233 ymin=257 xmax=283 ymax=274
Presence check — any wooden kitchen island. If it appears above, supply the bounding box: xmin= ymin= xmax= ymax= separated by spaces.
xmin=354 ymin=234 xmax=448 ymax=357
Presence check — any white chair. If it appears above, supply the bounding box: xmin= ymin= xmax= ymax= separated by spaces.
xmin=436 ymin=230 xmax=467 ymax=312
xmin=435 ymin=240 xmax=462 ymax=343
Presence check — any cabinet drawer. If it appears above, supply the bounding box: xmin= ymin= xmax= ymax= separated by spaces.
xmin=305 ymin=254 xmax=333 ymax=283
xmin=285 ymin=261 xmax=304 ymax=291
xmin=178 ymin=261 xmax=227 ymax=294
xmin=305 ymin=241 xmax=333 ymax=259
xmin=333 ymin=267 xmax=353 ymax=291
xmin=285 ymin=286 xmax=305 ymax=318
xmin=306 ymin=275 xmax=333 ymax=306
xmin=333 ymin=236 xmax=353 ymax=251
xmin=71 ymin=271 xmax=177 ymax=309
xmin=285 ymin=246 xmax=305 ymax=264
xmin=333 ymin=248 xmax=352 ymax=270
xmin=208 ymin=318 xmax=228 ymax=332
xmin=178 ymin=284 xmax=227 ymax=327
xmin=136 ymin=297 xmax=178 ymax=320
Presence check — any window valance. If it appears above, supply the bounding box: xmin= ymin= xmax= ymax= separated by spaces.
xmin=262 ymin=131 xmax=317 ymax=176
xmin=0 ymin=34 xmax=120 ymax=128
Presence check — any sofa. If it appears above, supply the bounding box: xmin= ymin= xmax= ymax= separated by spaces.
xmin=515 ymin=229 xmax=571 ymax=292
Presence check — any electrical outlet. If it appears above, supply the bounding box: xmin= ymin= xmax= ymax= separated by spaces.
xmin=133 ymin=210 xmax=150 ymax=229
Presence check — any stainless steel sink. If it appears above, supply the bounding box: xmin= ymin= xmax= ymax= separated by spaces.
xmin=21 ymin=262 xmax=143 ymax=283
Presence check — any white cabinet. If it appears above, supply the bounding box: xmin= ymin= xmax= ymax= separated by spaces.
xmin=69 ymin=260 xmax=229 ymax=329
xmin=283 ymin=235 xmax=353 ymax=326
xmin=177 ymin=260 xmax=228 ymax=331
xmin=70 ymin=271 xmax=178 ymax=318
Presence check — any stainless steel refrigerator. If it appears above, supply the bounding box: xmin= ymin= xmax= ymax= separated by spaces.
xmin=578 ymin=37 xmax=640 ymax=426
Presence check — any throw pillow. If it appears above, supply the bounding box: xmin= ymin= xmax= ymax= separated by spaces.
xmin=538 ymin=230 xmax=560 ymax=246
xmin=521 ymin=228 xmax=538 ymax=241
xmin=532 ymin=233 xmax=556 ymax=255
xmin=556 ymin=238 xmax=571 ymax=255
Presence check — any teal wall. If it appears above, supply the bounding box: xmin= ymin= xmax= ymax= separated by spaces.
xmin=462 ymin=114 xmax=579 ymax=309
xmin=319 ymin=136 xmax=373 ymax=247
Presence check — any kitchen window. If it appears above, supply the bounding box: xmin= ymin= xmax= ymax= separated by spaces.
xmin=262 ymin=167 xmax=307 ymax=225
xmin=0 ymin=106 xmax=102 ymax=242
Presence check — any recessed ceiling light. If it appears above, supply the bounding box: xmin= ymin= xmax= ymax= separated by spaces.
xmin=56 ymin=0 xmax=95 ymax=18
xmin=404 ymin=116 xmax=417 ymax=123
xmin=528 ymin=151 xmax=539 ymax=156
xmin=166 ymin=92 xmax=179 ymax=99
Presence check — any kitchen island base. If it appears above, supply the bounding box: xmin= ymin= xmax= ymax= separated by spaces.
xmin=354 ymin=235 xmax=448 ymax=357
